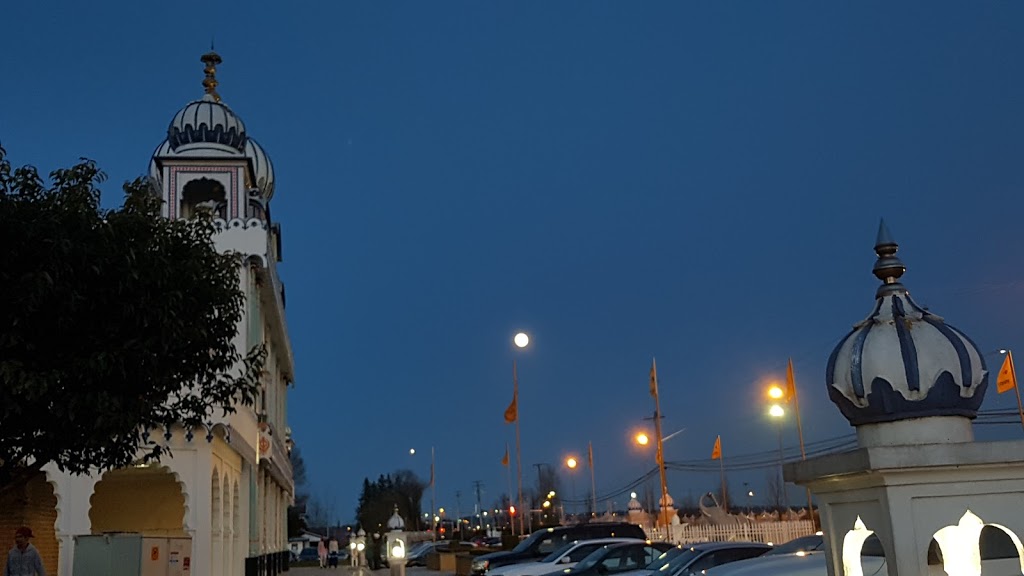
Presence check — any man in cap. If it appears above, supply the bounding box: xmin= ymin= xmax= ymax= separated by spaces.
xmin=5 ymin=527 xmax=45 ymax=576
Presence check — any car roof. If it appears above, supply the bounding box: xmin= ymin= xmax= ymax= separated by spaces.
xmin=685 ymin=541 xmax=771 ymax=552
xmin=703 ymin=551 xmax=827 ymax=576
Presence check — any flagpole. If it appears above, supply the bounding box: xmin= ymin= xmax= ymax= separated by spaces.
xmin=588 ymin=441 xmax=597 ymax=518
xmin=650 ymin=359 xmax=670 ymax=538
xmin=505 ymin=443 xmax=514 ymax=534
xmin=788 ymin=359 xmax=816 ymax=530
xmin=1009 ymin=352 xmax=1024 ymax=434
xmin=513 ymin=359 xmax=525 ymax=537
xmin=718 ymin=439 xmax=727 ymax=513
xmin=431 ymin=446 xmax=437 ymax=542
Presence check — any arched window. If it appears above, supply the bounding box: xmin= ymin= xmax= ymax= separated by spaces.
xmin=181 ymin=177 xmax=227 ymax=219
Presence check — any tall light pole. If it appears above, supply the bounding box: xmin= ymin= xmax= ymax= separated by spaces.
xmin=565 ymin=456 xmax=578 ymax=518
xmin=648 ymin=359 xmax=670 ymax=536
xmin=511 ymin=332 xmax=529 ymax=536
xmin=587 ymin=441 xmax=597 ymax=518
xmin=768 ymin=404 xmax=788 ymax=512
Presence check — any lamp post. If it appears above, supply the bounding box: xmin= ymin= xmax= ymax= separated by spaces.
xmin=565 ymin=456 xmax=578 ymax=519
xmin=768 ymin=404 xmax=788 ymax=512
xmin=511 ymin=332 xmax=529 ymax=536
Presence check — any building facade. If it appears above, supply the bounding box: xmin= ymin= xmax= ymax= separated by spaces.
xmin=3 ymin=51 xmax=295 ymax=576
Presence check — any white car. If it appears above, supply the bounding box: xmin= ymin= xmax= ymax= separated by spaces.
xmin=489 ymin=538 xmax=645 ymax=576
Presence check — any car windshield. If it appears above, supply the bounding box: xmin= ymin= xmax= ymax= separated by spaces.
xmin=512 ymin=529 xmax=552 ymax=553
xmin=647 ymin=547 xmax=698 ymax=572
xmin=571 ymin=546 xmax=613 ymax=572
xmin=763 ymin=535 xmax=824 ymax=556
xmin=542 ymin=543 xmax=578 ymax=563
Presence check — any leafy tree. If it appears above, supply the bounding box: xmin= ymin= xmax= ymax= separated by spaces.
xmin=288 ymin=446 xmax=309 ymax=537
xmin=355 ymin=471 xmax=427 ymax=532
xmin=0 ymin=148 xmax=265 ymax=498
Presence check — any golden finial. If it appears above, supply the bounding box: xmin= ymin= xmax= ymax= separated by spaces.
xmin=200 ymin=50 xmax=223 ymax=102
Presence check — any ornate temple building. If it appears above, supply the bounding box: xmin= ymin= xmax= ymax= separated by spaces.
xmin=3 ymin=52 xmax=295 ymax=576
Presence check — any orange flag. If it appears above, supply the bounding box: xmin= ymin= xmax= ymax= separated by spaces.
xmin=504 ymin=391 xmax=518 ymax=423
xmin=711 ymin=435 xmax=722 ymax=460
xmin=501 ymin=446 xmax=510 ymax=467
xmin=998 ymin=352 xmax=1018 ymax=394
xmin=786 ymin=359 xmax=798 ymax=403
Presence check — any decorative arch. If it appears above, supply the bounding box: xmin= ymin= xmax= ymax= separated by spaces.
xmin=89 ymin=464 xmax=189 ymax=535
xmin=931 ymin=511 xmax=1024 ymax=576
xmin=841 ymin=517 xmax=889 ymax=576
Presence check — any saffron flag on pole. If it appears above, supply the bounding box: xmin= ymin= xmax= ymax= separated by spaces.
xmin=711 ymin=435 xmax=722 ymax=460
xmin=504 ymin=391 xmax=518 ymax=423
xmin=997 ymin=352 xmax=1018 ymax=394
xmin=501 ymin=446 xmax=510 ymax=467
xmin=649 ymin=359 xmax=659 ymax=398
xmin=786 ymin=358 xmax=798 ymax=403
xmin=588 ymin=442 xmax=594 ymax=469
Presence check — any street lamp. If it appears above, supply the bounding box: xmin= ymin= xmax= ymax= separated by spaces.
xmin=510 ymin=331 xmax=530 ymax=536
xmin=634 ymin=432 xmax=649 ymax=446
xmin=565 ymin=457 xmax=579 ymax=518
xmin=768 ymin=404 xmax=788 ymax=511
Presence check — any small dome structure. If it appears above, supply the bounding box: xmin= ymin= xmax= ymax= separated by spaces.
xmin=628 ymin=495 xmax=642 ymax=511
xmin=245 ymin=138 xmax=275 ymax=199
xmin=166 ymin=96 xmax=247 ymax=153
xmin=387 ymin=507 xmax=406 ymax=530
xmin=826 ymin=221 xmax=988 ymax=426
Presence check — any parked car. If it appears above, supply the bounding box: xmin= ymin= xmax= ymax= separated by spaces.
xmin=538 ymin=541 xmax=676 ymax=576
xmin=472 ymin=523 xmax=648 ymax=574
xmin=616 ymin=541 xmax=770 ymax=576
xmin=703 ymin=528 xmax=1022 ymax=576
xmin=406 ymin=539 xmax=479 ymax=567
xmin=760 ymin=534 xmax=824 ymax=556
xmin=489 ymin=538 xmax=645 ymax=576
xmin=296 ymin=547 xmax=321 ymax=563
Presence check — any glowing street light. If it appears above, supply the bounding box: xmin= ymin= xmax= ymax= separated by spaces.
xmin=768 ymin=404 xmax=787 ymax=509
xmin=767 ymin=385 xmax=785 ymax=400
xmin=514 ymin=332 xmax=530 ymax=348
xmin=409 ymin=448 xmax=416 ymax=455
xmin=634 ymin=432 xmax=650 ymax=446
xmin=565 ymin=457 xmax=578 ymax=469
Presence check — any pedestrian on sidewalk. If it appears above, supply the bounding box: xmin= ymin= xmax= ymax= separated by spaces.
xmin=5 ymin=526 xmax=45 ymax=576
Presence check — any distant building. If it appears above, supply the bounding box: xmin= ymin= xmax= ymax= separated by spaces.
xmin=1 ymin=51 xmax=295 ymax=576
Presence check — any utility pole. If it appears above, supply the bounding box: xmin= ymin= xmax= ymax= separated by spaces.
xmin=455 ymin=490 xmax=462 ymax=538
xmin=473 ymin=480 xmax=484 ymax=530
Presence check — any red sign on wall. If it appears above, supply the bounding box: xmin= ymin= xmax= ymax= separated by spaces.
xmin=151 ymin=547 xmax=159 ymax=561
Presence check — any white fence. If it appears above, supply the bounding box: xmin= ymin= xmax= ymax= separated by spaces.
xmin=662 ymin=520 xmax=817 ymax=545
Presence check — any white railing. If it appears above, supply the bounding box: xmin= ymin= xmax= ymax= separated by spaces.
xmin=664 ymin=520 xmax=816 ymax=545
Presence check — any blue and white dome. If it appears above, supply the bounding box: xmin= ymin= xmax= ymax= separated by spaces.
xmin=826 ymin=222 xmax=988 ymax=426
xmin=166 ymin=95 xmax=247 ymax=153
xmin=244 ymin=138 xmax=275 ymax=199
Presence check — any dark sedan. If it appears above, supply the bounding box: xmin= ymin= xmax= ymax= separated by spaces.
xmin=540 ymin=541 xmax=675 ymax=576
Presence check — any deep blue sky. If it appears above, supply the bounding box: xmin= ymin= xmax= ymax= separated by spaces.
xmin=3 ymin=1 xmax=1023 ymax=523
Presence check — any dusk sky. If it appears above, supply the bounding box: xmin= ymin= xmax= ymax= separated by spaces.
xmin=2 ymin=1 xmax=1023 ymax=523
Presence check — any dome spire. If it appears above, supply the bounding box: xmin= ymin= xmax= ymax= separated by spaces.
xmin=200 ymin=50 xmax=223 ymax=102
xmin=872 ymin=219 xmax=906 ymax=298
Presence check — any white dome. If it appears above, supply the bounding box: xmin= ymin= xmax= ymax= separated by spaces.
xmin=827 ymin=222 xmax=988 ymax=426
xmin=244 ymin=138 xmax=275 ymax=199
xmin=167 ymin=95 xmax=247 ymax=154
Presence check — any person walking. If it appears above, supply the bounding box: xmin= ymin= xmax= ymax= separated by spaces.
xmin=5 ymin=527 xmax=45 ymax=576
